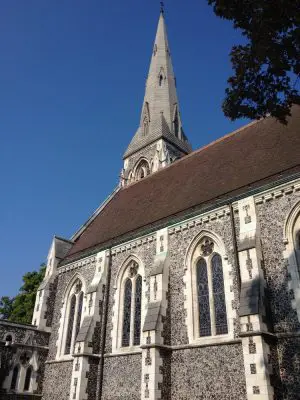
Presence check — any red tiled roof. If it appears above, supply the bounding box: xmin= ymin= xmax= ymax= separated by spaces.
xmin=65 ymin=106 xmax=300 ymax=260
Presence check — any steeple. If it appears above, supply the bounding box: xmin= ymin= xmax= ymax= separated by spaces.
xmin=122 ymin=9 xmax=191 ymax=186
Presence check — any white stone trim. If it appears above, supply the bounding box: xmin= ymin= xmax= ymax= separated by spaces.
xmin=254 ymin=177 xmax=300 ymax=204
xmin=58 ymin=255 xmax=96 ymax=275
xmin=168 ymin=205 xmax=230 ymax=236
xmin=141 ymin=228 xmax=169 ymax=400
xmin=183 ymin=229 xmax=235 ymax=344
xmin=241 ymin=336 xmax=274 ymax=399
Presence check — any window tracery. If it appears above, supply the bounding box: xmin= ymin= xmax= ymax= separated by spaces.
xmin=61 ymin=277 xmax=85 ymax=356
xmin=118 ymin=260 xmax=143 ymax=349
xmin=135 ymin=159 xmax=150 ymax=181
xmin=195 ymin=246 xmax=228 ymax=337
xmin=186 ymin=233 xmax=230 ymax=342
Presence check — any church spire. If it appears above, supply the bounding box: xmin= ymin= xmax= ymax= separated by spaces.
xmin=122 ymin=8 xmax=191 ymax=186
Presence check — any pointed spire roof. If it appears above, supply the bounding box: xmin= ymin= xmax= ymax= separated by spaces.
xmin=124 ymin=10 xmax=191 ymax=158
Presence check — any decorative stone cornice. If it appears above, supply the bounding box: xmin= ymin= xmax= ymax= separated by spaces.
xmin=58 ymin=255 xmax=97 ymax=275
xmin=168 ymin=205 xmax=230 ymax=235
xmin=254 ymin=178 xmax=300 ymax=204
xmin=111 ymin=234 xmax=155 ymax=256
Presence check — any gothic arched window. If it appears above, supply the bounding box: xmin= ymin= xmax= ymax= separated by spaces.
xmin=120 ymin=261 xmax=143 ymax=348
xmin=10 ymin=365 xmax=19 ymax=391
xmin=196 ymin=249 xmax=228 ymax=337
xmin=23 ymin=366 xmax=32 ymax=392
xmin=63 ymin=278 xmax=85 ymax=355
xmin=185 ymin=234 xmax=231 ymax=343
xmin=134 ymin=159 xmax=150 ymax=181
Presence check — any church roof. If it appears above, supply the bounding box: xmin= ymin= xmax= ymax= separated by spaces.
xmin=63 ymin=105 xmax=300 ymax=264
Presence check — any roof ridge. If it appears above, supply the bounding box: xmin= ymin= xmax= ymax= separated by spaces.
xmin=121 ymin=117 xmax=263 ymax=191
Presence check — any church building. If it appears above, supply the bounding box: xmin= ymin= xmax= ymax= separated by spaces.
xmin=1 ymin=8 xmax=300 ymax=400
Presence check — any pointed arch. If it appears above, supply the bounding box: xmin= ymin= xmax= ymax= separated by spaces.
xmin=158 ymin=67 xmax=166 ymax=86
xmin=133 ymin=158 xmax=150 ymax=181
xmin=112 ymin=254 xmax=146 ymax=352
xmin=141 ymin=102 xmax=150 ymax=136
xmin=57 ymin=272 xmax=86 ymax=358
xmin=184 ymin=229 xmax=232 ymax=343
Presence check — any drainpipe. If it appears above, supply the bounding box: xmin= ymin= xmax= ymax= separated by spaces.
xmin=96 ymin=249 xmax=112 ymax=400
xmin=229 ymin=203 xmax=241 ymax=291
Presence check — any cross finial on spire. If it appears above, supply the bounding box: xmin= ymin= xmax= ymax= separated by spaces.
xmin=160 ymin=1 xmax=164 ymax=14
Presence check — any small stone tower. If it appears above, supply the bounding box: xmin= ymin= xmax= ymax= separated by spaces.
xmin=121 ymin=9 xmax=191 ymax=186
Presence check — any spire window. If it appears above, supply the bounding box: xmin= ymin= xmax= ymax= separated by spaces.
xmin=173 ymin=109 xmax=179 ymax=138
xmin=143 ymin=116 xmax=149 ymax=136
xmin=134 ymin=159 xmax=150 ymax=181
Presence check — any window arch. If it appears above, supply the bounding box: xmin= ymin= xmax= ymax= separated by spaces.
xmin=120 ymin=261 xmax=142 ymax=347
xmin=60 ymin=277 xmax=85 ymax=356
xmin=10 ymin=365 xmax=19 ymax=391
xmin=185 ymin=232 xmax=232 ymax=343
xmin=23 ymin=366 xmax=32 ymax=392
xmin=112 ymin=256 xmax=145 ymax=352
xmin=134 ymin=159 xmax=150 ymax=181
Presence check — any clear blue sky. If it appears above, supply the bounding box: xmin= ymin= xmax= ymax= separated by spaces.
xmin=0 ymin=0 xmax=248 ymax=297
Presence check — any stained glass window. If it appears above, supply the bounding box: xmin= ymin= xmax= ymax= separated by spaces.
xmin=212 ymin=254 xmax=228 ymax=335
xmin=122 ymin=279 xmax=132 ymax=347
xmin=65 ymin=294 xmax=76 ymax=354
xmin=197 ymin=258 xmax=211 ymax=336
xmin=24 ymin=366 xmax=32 ymax=391
xmin=133 ymin=275 xmax=142 ymax=345
xmin=74 ymin=291 xmax=84 ymax=343
xmin=10 ymin=365 xmax=19 ymax=391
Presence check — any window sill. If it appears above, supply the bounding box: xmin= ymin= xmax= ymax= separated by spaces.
xmin=109 ymin=346 xmax=142 ymax=357
xmin=189 ymin=333 xmax=234 ymax=347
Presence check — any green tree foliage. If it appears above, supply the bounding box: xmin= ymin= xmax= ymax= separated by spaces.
xmin=208 ymin=0 xmax=300 ymax=123
xmin=0 ymin=264 xmax=46 ymax=324
xmin=0 ymin=297 xmax=14 ymax=320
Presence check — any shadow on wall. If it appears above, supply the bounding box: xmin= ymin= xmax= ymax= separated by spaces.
xmin=257 ymin=260 xmax=300 ymax=400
